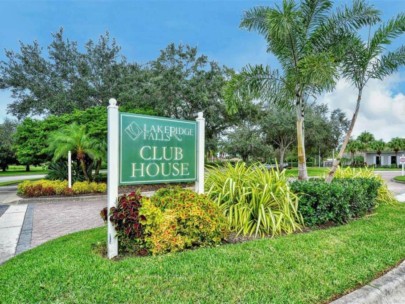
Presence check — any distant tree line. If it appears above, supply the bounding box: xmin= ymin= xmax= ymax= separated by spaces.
xmin=0 ymin=27 xmax=365 ymax=172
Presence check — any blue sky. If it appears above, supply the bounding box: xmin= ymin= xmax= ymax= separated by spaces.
xmin=0 ymin=0 xmax=405 ymax=140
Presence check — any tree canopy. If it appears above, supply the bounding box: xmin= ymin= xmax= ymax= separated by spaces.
xmin=0 ymin=29 xmax=127 ymax=118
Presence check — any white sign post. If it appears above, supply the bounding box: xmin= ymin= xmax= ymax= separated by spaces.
xmin=68 ymin=151 xmax=72 ymax=189
xmin=107 ymin=98 xmax=119 ymax=259
xmin=195 ymin=112 xmax=205 ymax=194
xmin=400 ymin=155 xmax=405 ymax=177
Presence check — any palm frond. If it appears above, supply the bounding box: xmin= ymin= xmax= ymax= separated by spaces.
xmin=311 ymin=0 xmax=380 ymax=52
xmin=240 ymin=6 xmax=273 ymax=38
xmin=369 ymin=13 xmax=405 ymax=58
xmin=241 ymin=2 xmax=300 ymax=68
xmin=298 ymin=51 xmax=338 ymax=93
xmin=369 ymin=46 xmax=405 ymax=80
xmin=300 ymin=0 xmax=332 ymax=35
xmin=339 ymin=34 xmax=368 ymax=88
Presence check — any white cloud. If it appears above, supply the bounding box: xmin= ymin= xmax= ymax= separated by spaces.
xmin=319 ymin=73 xmax=405 ymax=141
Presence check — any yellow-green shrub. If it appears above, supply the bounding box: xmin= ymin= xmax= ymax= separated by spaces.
xmin=332 ymin=167 xmax=398 ymax=205
xmin=72 ymin=181 xmax=89 ymax=194
xmin=96 ymin=183 xmax=107 ymax=193
xmin=18 ymin=179 xmax=66 ymax=197
xmin=140 ymin=187 xmax=229 ymax=255
xmin=18 ymin=179 xmax=107 ymax=197
xmin=53 ymin=180 xmax=68 ymax=195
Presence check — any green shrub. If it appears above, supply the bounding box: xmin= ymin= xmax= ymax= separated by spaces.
xmin=333 ymin=167 xmax=398 ymax=204
xmin=46 ymin=160 xmax=85 ymax=182
xmin=206 ymin=162 xmax=302 ymax=237
xmin=18 ymin=179 xmax=106 ymax=197
xmin=290 ymin=178 xmax=381 ymax=226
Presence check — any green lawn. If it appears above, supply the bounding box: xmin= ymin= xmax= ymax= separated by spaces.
xmin=394 ymin=175 xmax=405 ymax=182
xmin=284 ymin=166 xmax=402 ymax=178
xmin=284 ymin=167 xmax=329 ymax=177
xmin=0 ymin=165 xmax=47 ymax=176
xmin=0 ymin=178 xmax=43 ymax=187
xmin=1 ymin=204 xmax=405 ymax=303
xmin=373 ymin=167 xmax=403 ymax=171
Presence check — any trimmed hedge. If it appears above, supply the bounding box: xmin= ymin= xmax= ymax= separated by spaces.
xmin=290 ymin=178 xmax=381 ymax=226
xmin=18 ymin=179 xmax=107 ymax=197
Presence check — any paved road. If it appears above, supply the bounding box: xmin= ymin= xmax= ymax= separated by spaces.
xmin=0 ymin=174 xmax=46 ymax=183
xmin=0 ymin=186 xmax=18 ymax=205
xmin=375 ymin=171 xmax=404 ymax=195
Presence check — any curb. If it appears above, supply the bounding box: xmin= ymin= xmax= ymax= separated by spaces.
xmin=391 ymin=178 xmax=405 ymax=184
xmin=4 ymin=194 xmax=107 ymax=205
xmin=330 ymin=260 xmax=405 ymax=304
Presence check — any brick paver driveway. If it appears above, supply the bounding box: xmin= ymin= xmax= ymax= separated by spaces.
xmin=31 ymin=199 xmax=105 ymax=247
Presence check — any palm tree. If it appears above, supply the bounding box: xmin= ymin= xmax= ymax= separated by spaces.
xmin=370 ymin=139 xmax=386 ymax=167
xmin=92 ymin=139 xmax=107 ymax=178
xmin=326 ymin=12 xmax=405 ymax=182
xmin=48 ymin=123 xmax=100 ymax=181
xmin=346 ymin=139 xmax=362 ymax=164
xmin=357 ymin=131 xmax=375 ymax=150
xmin=237 ymin=0 xmax=379 ymax=180
xmin=388 ymin=137 xmax=405 ymax=165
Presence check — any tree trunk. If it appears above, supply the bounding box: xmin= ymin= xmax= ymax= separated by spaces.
xmin=80 ymin=159 xmax=90 ymax=181
xmin=95 ymin=159 xmax=102 ymax=177
xmin=296 ymin=96 xmax=308 ymax=180
xmin=326 ymin=87 xmax=363 ymax=183
xmin=279 ymin=148 xmax=286 ymax=171
xmin=25 ymin=164 xmax=30 ymax=172
xmin=242 ymin=154 xmax=249 ymax=163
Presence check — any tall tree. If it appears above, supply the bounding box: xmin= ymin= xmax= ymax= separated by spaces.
xmin=0 ymin=29 xmax=127 ymax=118
xmin=224 ymin=120 xmax=274 ymax=162
xmin=120 ymin=44 xmax=234 ymax=152
xmin=0 ymin=118 xmax=18 ymax=171
xmin=261 ymin=106 xmax=296 ymax=169
xmin=326 ymin=12 xmax=405 ymax=181
xmin=237 ymin=0 xmax=379 ymax=180
xmin=13 ymin=118 xmax=53 ymax=171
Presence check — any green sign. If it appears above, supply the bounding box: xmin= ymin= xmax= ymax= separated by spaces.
xmin=119 ymin=113 xmax=197 ymax=185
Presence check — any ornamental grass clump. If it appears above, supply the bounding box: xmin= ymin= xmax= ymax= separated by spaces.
xmin=206 ymin=162 xmax=303 ymax=237
xmin=332 ymin=167 xmax=398 ymax=205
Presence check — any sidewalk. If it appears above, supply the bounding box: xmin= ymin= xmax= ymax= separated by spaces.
xmin=0 ymin=204 xmax=27 ymax=264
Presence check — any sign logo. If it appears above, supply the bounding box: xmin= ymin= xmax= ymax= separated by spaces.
xmin=120 ymin=113 xmax=197 ymax=185
xmin=124 ymin=121 xmax=195 ymax=142
xmin=125 ymin=122 xmax=144 ymax=141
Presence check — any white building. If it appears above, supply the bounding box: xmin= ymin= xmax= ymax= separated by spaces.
xmin=363 ymin=151 xmax=405 ymax=167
